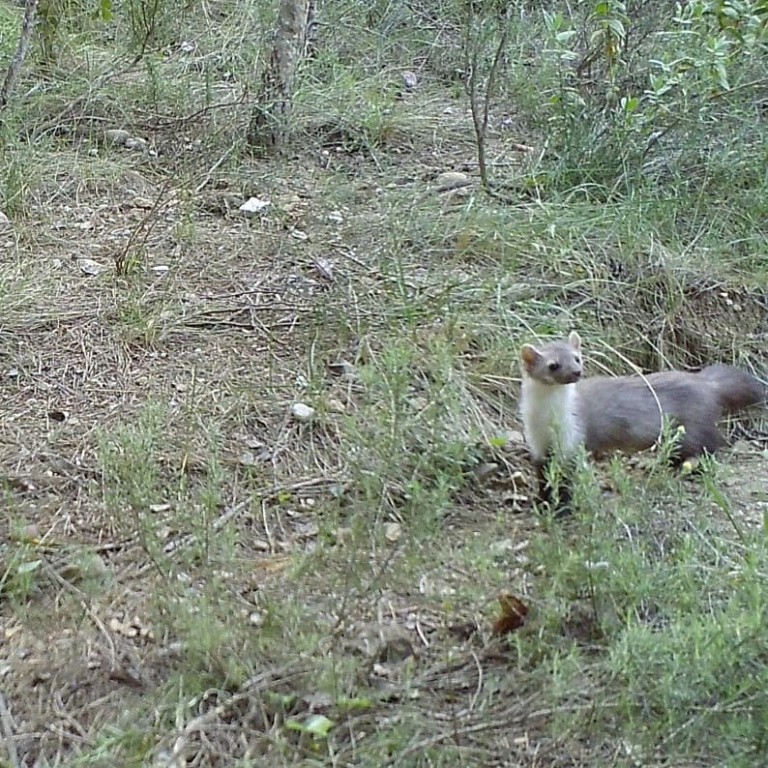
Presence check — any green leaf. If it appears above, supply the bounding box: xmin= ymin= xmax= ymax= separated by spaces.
xmin=703 ymin=475 xmax=729 ymax=512
xmin=337 ymin=696 xmax=373 ymax=711
xmin=99 ymin=0 xmax=113 ymax=21
xmin=304 ymin=714 xmax=335 ymax=737
xmin=266 ymin=691 xmax=296 ymax=708
xmin=544 ymin=10 xmax=564 ymax=32
xmin=17 ymin=559 xmax=42 ymax=575
xmin=285 ymin=715 xmax=335 ymax=739
xmin=608 ymin=18 xmax=626 ymax=38
xmin=714 ymin=62 xmax=730 ymax=89
xmin=621 ymin=95 xmax=639 ymax=112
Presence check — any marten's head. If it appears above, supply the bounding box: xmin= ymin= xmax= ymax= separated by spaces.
xmin=520 ymin=331 xmax=583 ymax=385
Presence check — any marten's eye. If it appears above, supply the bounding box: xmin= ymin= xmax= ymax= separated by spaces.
xmin=548 ymin=361 xmax=560 ymax=372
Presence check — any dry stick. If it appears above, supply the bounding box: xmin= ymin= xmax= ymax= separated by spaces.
xmin=465 ymin=27 xmax=486 ymax=187
xmin=194 ymin=144 xmax=236 ymax=194
xmin=466 ymin=10 xmax=511 ymax=198
xmin=0 ymin=0 xmax=38 ymax=113
xmin=115 ymin=175 xmax=175 ymax=274
xmin=43 ymin=563 xmax=119 ymax=667
xmin=133 ymin=0 xmax=161 ymax=61
xmin=468 ymin=650 xmax=483 ymax=712
xmin=137 ymin=94 xmax=246 ymax=129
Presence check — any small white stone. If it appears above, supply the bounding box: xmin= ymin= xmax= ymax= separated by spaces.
xmin=436 ymin=171 xmax=472 ymax=190
xmin=328 ymin=359 xmax=356 ymax=378
xmin=239 ymin=197 xmax=271 ymax=216
xmin=124 ymin=137 xmax=147 ymax=150
xmin=291 ymin=403 xmax=315 ymax=422
xmin=313 ymin=257 xmax=334 ymax=281
xmin=104 ymin=129 xmax=130 ymax=146
xmin=384 ymin=522 xmax=402 ymax=543
xmin=78 ymin=258 xmax=103 ymax=276
xmin=401 ymin=70 xmax=418 ymax=89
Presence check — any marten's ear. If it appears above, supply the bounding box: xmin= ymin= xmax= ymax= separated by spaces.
xmin=520 ymin=344 xmax=540 ymax=368
xmin=568 ymin=331 xmax=581 ymax=351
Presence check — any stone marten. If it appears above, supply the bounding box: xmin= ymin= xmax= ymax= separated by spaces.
xmin=519 ymin=331 xmax=766 ymax=510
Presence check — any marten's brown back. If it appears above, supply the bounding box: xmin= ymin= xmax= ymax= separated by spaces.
xmin=577 ymin=366 xmax=765 ymax=461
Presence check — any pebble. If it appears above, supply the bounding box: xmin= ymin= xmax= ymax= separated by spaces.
xmin=291 ymin=403 xmax=315 ymax=422
xmin=104 ymin=129 xmax=131 ymax=147
xmin=239 ymin=197 xmax=271 ymax=216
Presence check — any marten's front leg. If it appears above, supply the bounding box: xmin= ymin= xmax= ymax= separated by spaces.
xmin=534 ymin=461 xmax=551 ymax=505
xmin=534 ymin=459 xmax=573 ymax=518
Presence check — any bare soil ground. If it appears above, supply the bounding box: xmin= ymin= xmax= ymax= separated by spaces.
xmin=1 ymin=81 xmax=767 ymax=767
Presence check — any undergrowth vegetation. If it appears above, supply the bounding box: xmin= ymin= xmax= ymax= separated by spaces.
xmin=0 ymin=0 xmax=766 ymax=765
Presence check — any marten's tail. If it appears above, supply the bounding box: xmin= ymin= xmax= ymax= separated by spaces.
xmin=699 ymin=364 xmax=767 ymax=414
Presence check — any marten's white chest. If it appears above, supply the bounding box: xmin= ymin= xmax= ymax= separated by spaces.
xmin=520 ymin=377 xmax=582 ymax=462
